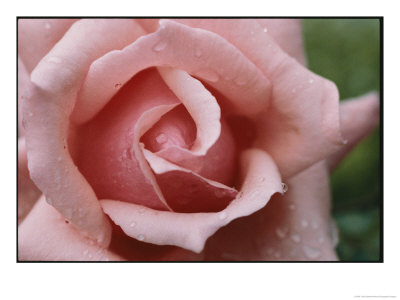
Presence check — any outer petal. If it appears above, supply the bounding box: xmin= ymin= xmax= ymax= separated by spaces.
xmin=203 ymin=161 xmax=338 ymax=261
xmin=18 ymin=137 xmax=41 ymax=224
xmin=255 ymin=19 xmax=306 ymax=66
xmin=138 ymin=18 xmax=306 ymax=65
xmin=18 ymin=18 xmax=77 ymax=73
xmin=101 ymin=148 xmax=282 ymax=253
xmin=18 ymin=196 xmax=124 ymax=261
xmin=73 ymin=20 xmax=271 ymax=124
xmin=25 ymin=19 xmax=146 ymax=246
xmin=172 ymin=19 xmax=344 ymax=178
xmin=17 ymin=57 xmax=31 ymax=136
xmin=327 ymin=92 xmax=380 ymax=171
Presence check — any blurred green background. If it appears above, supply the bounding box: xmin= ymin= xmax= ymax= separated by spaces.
xmin=302 ymin=19 xmax=381 ymax=261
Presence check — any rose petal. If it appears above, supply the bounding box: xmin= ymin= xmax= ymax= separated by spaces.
xmin=170 ymin=19 xmax=344 ymax=178
xmin=328 ymin=92 xmax=380 ymax=171
xmin=18 ymin=18 xmax=77 ymax=72
xmin=204 ymin=161 xmax=338 ymax=261
xmin=17 ymin=57 xmax=31 ymax=136
xmin=101 ymin=148 xmax=282 ymax=253
xmin=255 ymin=19 xmax=306 ymax=65
xmin=18 ymin=137 xmax=41 ymax=224
xmin=143 ymin=149 xmax=237 ymax=212
xmin=74 ymin=19 xmax=271 ymax=124
xmin=25 ymin=19 xmax=146 ymax=246
xmin=77 ymin=68 xmax=180 ymax=211
xmin=138 ymin=18 xmax=306 ymax=65
xmin=18 ymin=196 xmax=124 ymax=261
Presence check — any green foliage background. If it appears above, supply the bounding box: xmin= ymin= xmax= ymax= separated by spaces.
xmin=302 ymin=19 xmax=381 ymax=261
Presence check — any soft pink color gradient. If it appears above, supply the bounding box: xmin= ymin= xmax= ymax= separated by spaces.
xmin=18 ymin=18 xmax=379 ymax=261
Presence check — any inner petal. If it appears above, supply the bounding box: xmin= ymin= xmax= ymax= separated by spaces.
xmin=141 ymin=105 xmax=196 ymax=153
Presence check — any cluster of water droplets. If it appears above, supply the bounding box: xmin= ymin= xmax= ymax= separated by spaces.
xmin=151 ymin=36 xmax=251 ymax=87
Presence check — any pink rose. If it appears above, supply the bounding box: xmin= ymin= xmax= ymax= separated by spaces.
xmin=18 ymin=18 xmax=379 ymax=261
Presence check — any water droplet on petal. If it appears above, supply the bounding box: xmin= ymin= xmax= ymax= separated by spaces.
xmin=194 ymin=47 xmax=202 ymax=57
xmin=311 ymin=220 xmax=319 ymax=229
xmin=301 ymin=219 xmax=309 ymax=228
xmin=218 ymin=211 xmax=227 ymax=220
xmin=138 ymin=234 xmax=145 ymax=241
xmin=47 ymin=56 xmax=62 ymax=64
xmin=28 ymin=112 xmax=33 ymax=117
xmin=274 ymin=251 xmax=281 ymax=258
xmin=275 ymin=226 xmax=289 ymax=239
xmin=281 ymin=183 xmax=288 ymax=193
xmin=138 ymin=207 xmax=146 ymax=215
xmin=57 ymin=156 xmax=62 ymax=162
xmin=234 ymin=76 xmax=248 ymax=86
xmin=303 ymin=245 xmax=321 ymax=259
xmin=88 ymin=253 xmax=93 ymax=259
xmin=308 ymin=78 xmax=314 ymax=84
xmin=195 ymin=69 xmax=219 ymax=83
xmin=129 ymin=221 xmax=137 ymax=228
xmin=156 ymin=133 xmax=168 ymax=144
xmin=83 ymin=249 xmax=89 ymax=256
xmin=114 ymin=83 xmax=122 ymax=89
xmin=258 ymin=177 xmax=265 ymax=183
xmin=267 ymin=248 xmax=274 ymax=255
xmin=318 ymin=236 xmax=325 ymax=244
xmin=290 ymin=233 xmax=301 ymax=243
xmin=152 ymin=40 xmax=167 ymax=52
xmin=288 ymin=203 xmax=296 ymax=210
xmin=46 ymin=197 xmax=52 ymax=205
xmin=343 ymin=139 xmax=348 ymax=145
xmin=263 ymin=27 xmax=268 ymax=33
xmin=291 ymin=88 xmax=296 ymax=93
xmin=44 ymin=22 xmax=51 ymax=29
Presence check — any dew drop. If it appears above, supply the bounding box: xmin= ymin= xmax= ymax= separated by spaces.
xmin=308 ymin=78 xmax=314 ymax=84
xmin=301 ymin=219 xmax=309 ymax=228
xmin=138 ymin=207 xmax=146 ymax=215
xmin=57 ymin=156 xmax=62 ymax=162
xmin=47 ymin=56 xmax=61 ymax=64
xmin=156 ymin=133 xmax=168 ymax=144
xmin=152 ymin=40 xmax=167 ymax=52
xmin=194 ymin=47 xmax=202 ymax=58
xmin=46 ymin=197 xmax=52 ymax=205
xmin=288 ymin=203 xmax=296 ymax=211
xmin=263 ymin=27 xmax=268 ymax=33
xmin=291 ymin=88 xmax=296 ymax=93
xmin=218 ymin=211 xmax=227 ymax=220
xmin=44 ymin=22 xmax=51 ymax=29
xmin=138 ymin=234 xmax=145 ymax=241
xmin=267 ymin=248 xmax=274 ymax=255
xmin=343 ymin=139 xmax=348 ymax=145
xmin=114 ymin=83 xmax=122 ymax=89
xmin=290 ymin=233 xmax=301 ymax=243
xmin=311 ymin=219 xmax=319 ymax=229
xmin=215 ymin=189 xmax=227 ymax=198
xmin=258 ymin=177 xmax=265 ymax=183
xmin=318 ymin=236 xmax=325 ymax=244
xmin=195 ymin=69 xmax=219 ymax=83
xmin=303 ymin=245 xmax=321 ymax=259
xmin=88 ymin=253 xmax=93 ymax=259
xmin=129 ymin=221 xmax=136 ymax=228
xmin=64 ymin=219 xmax=69 ymax=224
xmin=234 ymin=76 xmax=248 ymax=86
xmin=28 ymin=112 xmax=33 ymax=117
xmin=281 ymin=183 xmax=288 ymax=193
xmin=250 ymin=31 xmax=255 ymax=35
xmin=275 ymin=226 xmax=288 ymax=239
xmin=83 ymin=249 xmax=89 ymax=256
xmin=274 ymin=251 xmax=281 ymax=258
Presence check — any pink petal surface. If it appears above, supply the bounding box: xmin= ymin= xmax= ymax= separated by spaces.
xmin=25 ymin=19 xmax=146 ymax=246
xmin=101 ymin=148 xmax=282 ymax=253
xmin=18 ymin=19 xmax=77 ymax=73
xmin=172 ymin=19 xmax=344 ymax=178
xmin=18 ymin=137 xmax=41 ymax=224
xmin=18 ymin=196 xmax=124 ymax=261
xmin=203 ymin=161 xmax=338 ymax=261
xmin=328 ymin=92 xmax=380 ymax=171
xmin=73 ymin=20 xmax=271 ymax=124
xmin=137 ymin=18 xmax=306 ymax=65
xmin=255 ymin=19 xmax=306 ymax=65
xmin=77 ymin=69 xmax=179 ymax=211
xmin=17 ymin=57 xmax=31 ymax=136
